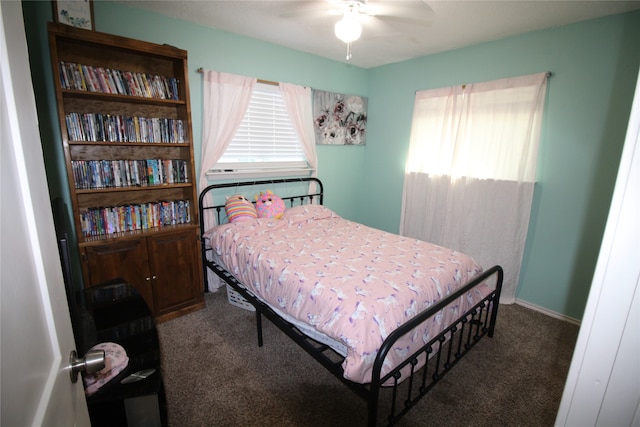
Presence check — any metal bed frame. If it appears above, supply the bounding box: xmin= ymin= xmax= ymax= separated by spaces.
xmin=199 ymin=177 xmax=503 ymax=426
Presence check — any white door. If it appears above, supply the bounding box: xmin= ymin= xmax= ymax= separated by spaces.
xmin=0 ymin=2 xmax=90 ymax=426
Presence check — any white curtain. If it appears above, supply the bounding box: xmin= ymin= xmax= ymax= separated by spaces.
xmin=200 ymin=70 xmax=256 ymax=290
xmin=400 ymin=72 xmax=548 ymax=303
xmin=279 ymin=82 xmax=318 ymax=194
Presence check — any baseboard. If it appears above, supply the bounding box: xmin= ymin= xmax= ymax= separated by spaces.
xmin=514 ymin=298 xmax=581 ymax=326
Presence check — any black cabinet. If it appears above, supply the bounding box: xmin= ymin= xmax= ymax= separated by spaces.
xmin=75 ymin=279 xmax=167 ymax=426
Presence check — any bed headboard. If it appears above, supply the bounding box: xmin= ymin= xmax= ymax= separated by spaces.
xmin=198 ymin=177 xmax=324 ymax=231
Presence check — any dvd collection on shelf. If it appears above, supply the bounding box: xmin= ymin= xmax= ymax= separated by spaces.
xmin=60 ymin=60 xmax=193 ymax=238
xmin=58 ymin=61 xmax=179 ymax=100
xmin=80 ymin=199 xmax=191 ymax=237
xmin=66 ymin=112 xmax=186 ymax=143
xmin=71 ymin=159 xmax=189 ymax=190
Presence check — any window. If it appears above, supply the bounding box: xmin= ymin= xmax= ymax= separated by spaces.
xmin=210 ymin=83 xmax=311 ymax=178
xmin=406 ymin=84 xmax=544 ymax=181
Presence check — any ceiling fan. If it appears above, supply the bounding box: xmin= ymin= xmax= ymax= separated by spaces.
xmin=284 ymin=0 xmax=435 ymax=61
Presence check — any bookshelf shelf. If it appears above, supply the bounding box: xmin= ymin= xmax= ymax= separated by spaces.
xmin=68 ymin=141 xmax=189 ymax=146
xmin=75 ymin=183 xmax=192 ymax=194
xmin=62 ymin=90 xmax=186 ymax=106
xmin=49 ymin=22 xmax=204 ymax=322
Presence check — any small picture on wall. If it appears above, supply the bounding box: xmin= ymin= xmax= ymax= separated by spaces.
xmin=313 ymin=89 xmax=367 ymax=145
xmin=53 ymin=0 xmax=95 ymax=31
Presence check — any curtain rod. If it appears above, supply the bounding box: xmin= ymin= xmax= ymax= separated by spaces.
xmin=196 ymin=68 xmax=279 ymax=86
xmin=418 ymin=71 xmax=554 ymax=93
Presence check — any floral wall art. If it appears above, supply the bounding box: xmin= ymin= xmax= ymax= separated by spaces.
xmin=53 ymin=0 xmax=95 ymax=30
xmin=313 ymin=90 xmax=367 ymax=145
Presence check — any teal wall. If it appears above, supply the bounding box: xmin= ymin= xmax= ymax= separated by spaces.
xmin=22 ymin=1 xmax=640 ymax=320
xmin=362 ymin=12 xmax=640 ymax=319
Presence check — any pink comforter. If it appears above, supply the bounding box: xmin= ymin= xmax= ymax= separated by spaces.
xmin=208 ymin=205 xmax=491 ymax=384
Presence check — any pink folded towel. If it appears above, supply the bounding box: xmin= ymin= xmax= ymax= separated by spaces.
xmin=83 ymin=342 xmax=129 ymax=396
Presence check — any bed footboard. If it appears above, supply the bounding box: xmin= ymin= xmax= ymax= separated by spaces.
xmin=368 ymin=265 xmax=503 ymax=426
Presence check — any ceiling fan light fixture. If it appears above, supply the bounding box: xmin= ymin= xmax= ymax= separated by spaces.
xmin=334 ymin=12 xmax=362 ymax=43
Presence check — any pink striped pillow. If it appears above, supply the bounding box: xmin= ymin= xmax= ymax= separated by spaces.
xmin=225 ymin=194 xmax=257 ymax=223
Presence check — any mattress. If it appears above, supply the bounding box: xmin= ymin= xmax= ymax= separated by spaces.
xmin=206 ymin=204 xmax=491 ymax=384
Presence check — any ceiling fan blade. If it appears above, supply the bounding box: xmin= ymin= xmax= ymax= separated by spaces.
xmin=278 ymin=1 xmax=333 ymax=19
xmin=366 ymin=1 xmax=435 ymax=23
xmin=372 ymin=14 xmax=433 ymax=28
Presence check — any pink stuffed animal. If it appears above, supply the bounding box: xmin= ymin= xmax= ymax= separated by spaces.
xmin=255 ymin=190 xmax=285 ymax=219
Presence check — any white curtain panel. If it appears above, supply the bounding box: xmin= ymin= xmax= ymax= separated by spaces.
xmin=401 ymin=72 xmax=548 ymax=303
xmin=279 ymin=82 xmax=319 ymax=195
xmin=200 ymin=70 xmax=256 ymax=290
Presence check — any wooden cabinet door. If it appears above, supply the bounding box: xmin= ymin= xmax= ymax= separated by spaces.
xmin=147 ymin=229 xmax=203 ymax=317
xmin=82 ymin=239 xmax=154 ymax=313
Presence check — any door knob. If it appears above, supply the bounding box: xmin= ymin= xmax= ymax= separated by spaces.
xmin=69 ymin=349 xmax=105 ymax=383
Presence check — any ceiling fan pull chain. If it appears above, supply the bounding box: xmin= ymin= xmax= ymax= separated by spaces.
xmin=346 ymin=42 xmax=352 ymax=61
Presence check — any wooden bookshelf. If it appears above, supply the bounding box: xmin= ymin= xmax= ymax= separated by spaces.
xmin=48 ymin=23 xmax=204 ymax=322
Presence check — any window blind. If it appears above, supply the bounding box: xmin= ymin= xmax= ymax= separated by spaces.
xmin=217 ymin=83 xmax=306 ymax=166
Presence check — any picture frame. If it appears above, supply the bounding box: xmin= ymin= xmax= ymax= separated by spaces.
xmin=52 ymin=0 xmax=95 ymax=31
xmin=312 ymin=89 xmax=368 ymax=145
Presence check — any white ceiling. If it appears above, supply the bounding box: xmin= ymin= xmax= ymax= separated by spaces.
xmin=121 ymin=0 xmax=640 ymax=69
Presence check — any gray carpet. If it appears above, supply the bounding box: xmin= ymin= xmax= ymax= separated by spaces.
xmin=157 ymin=290 xmax=579 ymax=426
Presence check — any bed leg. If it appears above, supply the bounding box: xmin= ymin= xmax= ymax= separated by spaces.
xmin=256 ymin=309 xmax=263 ymax=347
xmin=367 ymin=393 xmax=379 ymax=427
xmin=488 ymin=265 xmax=503 ymax=338
xmin=202 ymin=269 xmax=209 ymax=293
xmin=488 ymin=299 xmax=500 ymax=338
